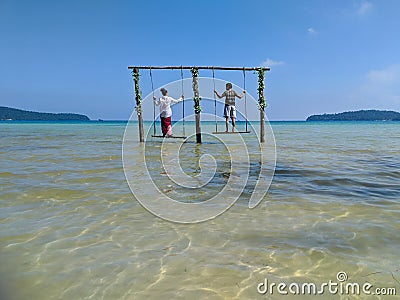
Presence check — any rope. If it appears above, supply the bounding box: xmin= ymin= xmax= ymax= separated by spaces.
xmin=243 ymin=68 xmax=248 ymax=132
xmin=150 ymin=67 xmax=156 ymax=135
xmin=181 ymin=66 xmax=185 ymax=136
xmin=212 ymin=67 xmax=217 ymax=132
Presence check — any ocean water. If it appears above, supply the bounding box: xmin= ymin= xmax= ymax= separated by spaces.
xmin=1 ymin=120 xmax=400 ymax=299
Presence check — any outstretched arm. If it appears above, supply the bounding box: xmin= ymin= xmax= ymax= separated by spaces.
xmin=153 ymin=96 xmax=160 ymax=106
xmin=235 ymin=90 xmax=246 ymax=99
xmin=169 ymin=95 xmax=184 ymax=104
xmin=214 ymin=90 xmax=224 ymax=99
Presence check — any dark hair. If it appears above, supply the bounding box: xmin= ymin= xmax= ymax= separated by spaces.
xmin=226 ymin=82 xmax=232 ymax=90
xmin=160 ymin=88 xmax=168 ymax=96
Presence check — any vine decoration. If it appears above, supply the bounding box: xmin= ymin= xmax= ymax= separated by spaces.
xmin=257 ymin=68 xmax=267 ymax=110
xmin=190 ymin=68 xmax=202 ymax=114
xmin=132 ymin=68 xmax=142 ymax=115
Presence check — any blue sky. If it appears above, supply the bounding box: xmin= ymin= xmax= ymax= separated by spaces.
xmin=1 ymin=0 xmax=400 ymax=120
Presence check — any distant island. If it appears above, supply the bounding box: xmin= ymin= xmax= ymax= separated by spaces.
xmin=307 ymin=110 xmax=400 ymax=121
xmin=0 ymin=106 xmax=90 ymax=121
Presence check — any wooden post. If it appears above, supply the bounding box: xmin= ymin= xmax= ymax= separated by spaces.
xmin=195 ymin=110 xmax=202 ymax=143
xmin=132 ymin=67 xmax=144 ymax=142
xmin=260 ymin=109 xmax=265 ymax=143
xmin=191 ymin=68 xmax=202 ymax=143
xmin=257 ymin=69 xmax=266 ymax=143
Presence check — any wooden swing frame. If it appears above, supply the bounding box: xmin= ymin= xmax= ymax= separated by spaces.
xmin=128 ymin=66 xmax=270 ymax=143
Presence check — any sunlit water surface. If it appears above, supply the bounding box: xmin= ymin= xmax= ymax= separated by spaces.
xmin=1 ymin=121 xmax=399 ymax=299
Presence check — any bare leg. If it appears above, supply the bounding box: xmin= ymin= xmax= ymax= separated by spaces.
xmin=225 ymin=117 xmax=229 ymax=132
xmin=231 ymin=117 xmax=236 ymax=132
xmin=166 ymin=125 xmax=173 ymax=137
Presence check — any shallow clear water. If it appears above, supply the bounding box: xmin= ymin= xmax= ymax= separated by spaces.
xmin=1 ymin=121 xmax=400 ymax=299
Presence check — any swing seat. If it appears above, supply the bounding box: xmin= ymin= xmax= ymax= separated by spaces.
xmin=212 ymin=131 xmax=251 ymax=134
xmin=151 ymin=135 xmax=187 ymax=139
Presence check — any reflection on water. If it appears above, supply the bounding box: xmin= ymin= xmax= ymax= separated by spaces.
xmin=0 ymin=121 xmax=400 ymax=299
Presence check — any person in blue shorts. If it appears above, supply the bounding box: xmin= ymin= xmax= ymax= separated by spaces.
xmin=214 ymin=83 xmax=246 ymax=132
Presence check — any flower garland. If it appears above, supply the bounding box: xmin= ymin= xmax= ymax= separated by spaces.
xmin=132 ymin=69 xmax=142 ymax=115
xmin=257 ymin=68 xmax=267 ymax=110
xmin=190 ymin=68 xmax=202 ymax=114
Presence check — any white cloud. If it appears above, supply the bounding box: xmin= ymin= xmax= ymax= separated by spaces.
xmin=260 ymin=58 xmax=285 ymax=68
xmin=357 ymin=1 xmax=373 ymax=15
xmin=348 ymin=64 xmax=400 ymax=107
xmin=307 ymin=27 xmax=318 ymax=36
xmin=366 ymin=64 xmax=400 ymax=84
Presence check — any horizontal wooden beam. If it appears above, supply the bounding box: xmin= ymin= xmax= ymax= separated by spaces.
xmin=128 ymin=66 xmax=270 ymax=71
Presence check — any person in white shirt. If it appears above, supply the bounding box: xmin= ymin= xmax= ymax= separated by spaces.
xmin=153 ymin=88 xmax=184 ymax=137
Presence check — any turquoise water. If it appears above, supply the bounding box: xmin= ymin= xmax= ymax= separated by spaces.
xmin=1 ymin=121 xmax=400 ymax=299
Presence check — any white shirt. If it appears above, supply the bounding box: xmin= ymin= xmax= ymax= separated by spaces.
xmin=154 ymin=95 xmax=182 ymax=118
